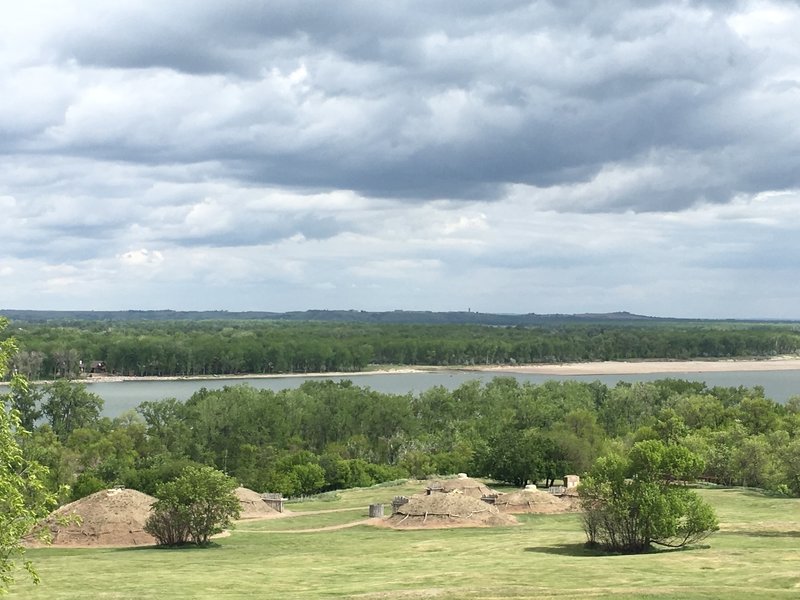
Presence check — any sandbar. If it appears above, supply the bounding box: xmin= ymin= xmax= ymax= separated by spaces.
xmin=5 ymin=358 xmax=800 ymax=387
xmin=464 ymin=357 xmax=800 ymax=376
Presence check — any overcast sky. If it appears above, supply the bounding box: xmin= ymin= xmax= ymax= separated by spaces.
xmin=2 ymin=1 xmax=799 ymax=318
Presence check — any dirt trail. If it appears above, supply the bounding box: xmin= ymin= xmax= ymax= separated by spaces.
xmin=237 ymin=517 xmax=380 ymax=533
xmin=287 ymin=506 xmax=368 ymax=516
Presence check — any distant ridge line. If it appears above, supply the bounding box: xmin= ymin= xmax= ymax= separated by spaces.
xmin=0 ymin=308 xmax=770 ymax=326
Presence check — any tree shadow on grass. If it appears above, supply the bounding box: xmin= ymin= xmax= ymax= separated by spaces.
xmin=523 ymin=543 xmax=607 ymax=557
xmin=720 ymin=530 xmax=800 ymax=538
xmin=524 ymin=543 xmax=710 ymax=557
xmin=110 ymin=541 xmax=223 ymax=553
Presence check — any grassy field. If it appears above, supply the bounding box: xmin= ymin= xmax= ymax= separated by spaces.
xmin=9 ymin=484 xmax=800 ymax=599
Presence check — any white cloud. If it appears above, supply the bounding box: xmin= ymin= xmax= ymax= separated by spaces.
xmin=119 ymin=248 xmax=164 ymax=267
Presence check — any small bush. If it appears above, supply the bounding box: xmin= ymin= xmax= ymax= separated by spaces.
xmin=145 ymin=466 xmax=239 ymax=546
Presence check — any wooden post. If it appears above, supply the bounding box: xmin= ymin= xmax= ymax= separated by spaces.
xmin=391 ymin=496 xmax=409 ymax=515
xmin=369 ymin=504 xmax=384 ymax=518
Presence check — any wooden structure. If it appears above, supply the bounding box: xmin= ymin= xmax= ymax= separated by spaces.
xmin=391 ymin=496 xmax=409 ymax=515
xmin=261 ymin=492 xmax=286 ymax=513
xmin=89 ymin=361 xmax=108 ymax=374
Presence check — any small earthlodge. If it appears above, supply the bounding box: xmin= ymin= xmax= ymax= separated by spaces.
xmin=27 ymin=488 xmax=156 ymax=547
xmin=235 ymin=487 xmax=280 ymax=519
xmin=494 ymin=487 xmax=576 ymax=514
xmin=386 ymin=492 xmax=517 ymax=529
xmin=426 ymin=474 xmax=497 ymax=499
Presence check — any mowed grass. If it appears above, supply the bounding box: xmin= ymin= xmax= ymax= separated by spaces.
xmin=10 ymin=485 xmax=800 ymax=600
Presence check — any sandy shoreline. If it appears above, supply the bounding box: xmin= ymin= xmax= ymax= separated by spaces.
xmin=464 ymin=357 xmax=800 ymax=376
xmin=5 ymin=357 xmax=800 ymax=386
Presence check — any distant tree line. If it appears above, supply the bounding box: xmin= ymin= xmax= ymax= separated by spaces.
xmin=3 ymin=319 xmax=800 ymax=380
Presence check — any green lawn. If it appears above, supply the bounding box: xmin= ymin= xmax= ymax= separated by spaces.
xmin=9 ymin=485 xmax=800 ymax=599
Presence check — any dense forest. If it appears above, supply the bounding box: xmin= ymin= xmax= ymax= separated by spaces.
xmin=4 ymin=314 xmax=800 ymax=504
xmin=3 ymin=318 xmax=800 ymax=380
xmin=6 ymin=375 xmax=800 ymax=502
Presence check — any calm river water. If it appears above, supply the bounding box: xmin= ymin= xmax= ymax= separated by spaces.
xmin=79 ymin=369 xmax=800 ymax=417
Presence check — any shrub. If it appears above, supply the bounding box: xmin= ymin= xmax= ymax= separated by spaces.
xmin=145 ymin=465 xmax=239 ymax=546
xmin=579 ymin=441 xmax=718 ymax=553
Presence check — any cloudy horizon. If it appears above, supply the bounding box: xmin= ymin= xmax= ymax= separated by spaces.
xmin=2 ymin=1 xmax=799 ymax=319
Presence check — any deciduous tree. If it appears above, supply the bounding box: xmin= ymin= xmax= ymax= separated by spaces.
xmin=579 ymin=440 xmax=718 ymax=553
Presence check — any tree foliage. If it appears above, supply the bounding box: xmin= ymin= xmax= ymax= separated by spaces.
xmin=0 ymin=319 xmax=57 ymax=593
xmin=41 ymin=381 xmax=103 ymax=441
xmin=481 ymin=428 xmax=566 ymax=487
xmin=145 ymin=466 xmax=240 ymax=546
xmin=579 ymin=441 xmax=718 ymax=553
xmin=3 ymin=318 xmax=799 ymax=380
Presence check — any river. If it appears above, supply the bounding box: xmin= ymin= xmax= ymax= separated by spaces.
xmin=75 ymin=369 xmax=800 ymax=417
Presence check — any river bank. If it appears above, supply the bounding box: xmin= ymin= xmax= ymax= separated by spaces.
xmin=8 ymin=356 xmax=800 ymax=386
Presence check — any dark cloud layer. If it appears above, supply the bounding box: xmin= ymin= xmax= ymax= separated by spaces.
xmin=14 ymin=0 xmax=789 ymax=208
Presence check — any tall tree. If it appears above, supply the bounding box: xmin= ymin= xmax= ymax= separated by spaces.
xmin=3 ymin=380 xmax=43 ymax=431
xmin=41 ymin=380 xmax=103 ymax=441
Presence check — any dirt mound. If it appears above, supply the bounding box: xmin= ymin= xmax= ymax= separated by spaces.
xmin=385 ymin=492 xmax=517 ymax=529
xmin=556 ymin=488 xmax=582 ymax=511
xmin=29 ymin=488 xmax=156 ymax=547
xmin=235 ymin=487 xmax=278 ymax=519
xmin=427 ymin=477 xmax=496 ymax=498
xmin=494 ymin=489 xmax=575 ymax=514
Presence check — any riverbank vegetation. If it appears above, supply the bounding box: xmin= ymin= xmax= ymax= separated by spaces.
xmin=6 ymin=374 xmax=800 ymax=502
xmin=3 ymin=318 xmax=800 ymax=379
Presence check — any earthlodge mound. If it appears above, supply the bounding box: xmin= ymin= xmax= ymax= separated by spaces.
xmin=235 ymin=486 xmax=280 ymax=519
xmin=29 ymin=488 xmax=156 ymax=547
xmin=426 ymin=475 xmax=496 ymax=499
xmin=493 ymin=488 xmax=575 ymax=514
xmin=386 ymin=492 xmax=517 ymax=529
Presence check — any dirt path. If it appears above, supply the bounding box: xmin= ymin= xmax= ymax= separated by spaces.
xmin=233 ymin=505 xmax=377 ymax=533
xmin=287 ymin=506 xmax=368 ymax=516
xmin=236 ymin=517 xmax=381 ymax=533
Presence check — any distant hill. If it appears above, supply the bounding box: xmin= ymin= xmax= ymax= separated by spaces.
xmin=0 ymin=308 xmax=705 ymax=326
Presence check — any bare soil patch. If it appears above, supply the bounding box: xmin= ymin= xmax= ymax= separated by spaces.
xmin=27 ymin=488 xmax=156 ymax=548
xmin=383 ymin=493 xmax=517 ymax=529
xmin=494 ymin=489 xmax=575 ymax=514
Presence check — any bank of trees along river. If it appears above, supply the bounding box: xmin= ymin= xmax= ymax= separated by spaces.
xmin=4 ymin=319 xmax=800 ymax=379
xmin=5 ymin=317 xmax=800 ymax=520
xmin=7 ymin=374 xmax=800 ymax=503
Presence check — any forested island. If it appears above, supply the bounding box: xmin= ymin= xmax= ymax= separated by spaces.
xmin=2 ymin=312 xmax=800 ymax=380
